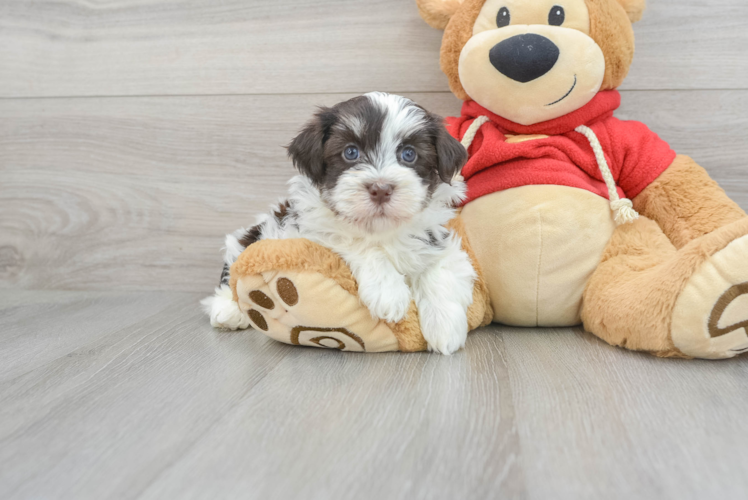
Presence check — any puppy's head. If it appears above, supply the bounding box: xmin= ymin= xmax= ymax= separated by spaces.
xmin=287 ymin=93 xmax=467 ymax=233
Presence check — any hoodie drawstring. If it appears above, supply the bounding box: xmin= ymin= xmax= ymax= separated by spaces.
xmin=459 ymin=117 xmax=639 ymax=226
xmin=574 ymin=125 xmax=639 ymax=225
xmin=460 ymin=116 xmax=491 ymax=150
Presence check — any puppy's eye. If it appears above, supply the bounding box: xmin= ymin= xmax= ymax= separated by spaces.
xmin=496 ymin=7 xmax=510 ymax=28
xmin=401 ymin=146 xmax=417 ymax=163
xmin=548 ymin=5 xmax=565 ymax=26
xmin=343 ymin=145 xmax=359 ymax=161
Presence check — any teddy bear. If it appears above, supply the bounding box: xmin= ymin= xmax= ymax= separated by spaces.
xmin=228 ymin=0 xmax=748 ymax=359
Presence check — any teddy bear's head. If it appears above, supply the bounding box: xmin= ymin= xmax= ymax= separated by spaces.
xmin=417 ymin=0 xmax=645 ymax=125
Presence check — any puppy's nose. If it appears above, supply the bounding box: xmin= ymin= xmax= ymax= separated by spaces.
xmin=368 ymin=183 xmax=394 ymax=205
xmin=489 ymin=34 xmax=560 ymax=83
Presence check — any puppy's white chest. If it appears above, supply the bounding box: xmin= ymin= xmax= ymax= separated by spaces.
xmin=380 ymin=240 xmax=438 ymax=278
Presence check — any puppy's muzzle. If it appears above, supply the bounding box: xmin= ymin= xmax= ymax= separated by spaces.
xmin=489 ymin=34 xmax=560 ymax=83
xmin=367 ymin=183 xmax=394 ymax=205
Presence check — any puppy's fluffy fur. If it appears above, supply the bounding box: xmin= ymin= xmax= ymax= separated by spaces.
xmin=202 ymin=92 xmax=476 ymax=354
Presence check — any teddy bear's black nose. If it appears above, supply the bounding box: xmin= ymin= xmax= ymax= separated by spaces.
xmin=489 ymin=34 xmax=560 ymax=83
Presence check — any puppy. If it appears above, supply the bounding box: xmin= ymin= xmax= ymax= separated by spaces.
xmin=202 ymin=92 xmax=476 ymax=354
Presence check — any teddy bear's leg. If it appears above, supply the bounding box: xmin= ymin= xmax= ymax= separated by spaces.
xmin=581 ymin=215 xmax=748 ymax=359
xmin=227 ymin=238 xmax=417 ymax=352
xmin=633 ymin=155 xmax=747 ymax=248
xmin=226 ymin=231 xmax=492 ymax=353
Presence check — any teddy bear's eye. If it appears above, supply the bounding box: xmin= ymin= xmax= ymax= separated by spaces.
xmin=548 ymin=5 xmax=565 ymax=26
xmin=496 ymin=7 xmax=510 ymax=28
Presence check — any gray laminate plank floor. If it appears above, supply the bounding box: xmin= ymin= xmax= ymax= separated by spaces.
xmin=1 ymin=0 xmax=746 ymax=97
xmin=1 ymin=289 xmax=746 ymax=500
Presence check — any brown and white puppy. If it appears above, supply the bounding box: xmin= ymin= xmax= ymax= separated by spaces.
xmin=202 ymin=92 xmax=476 ymax=354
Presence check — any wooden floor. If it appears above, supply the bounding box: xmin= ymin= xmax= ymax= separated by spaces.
xmin=1 ymin=0 xmax=747 ymax=498
xmin=3 ymin=290 xmax=748 ymax=499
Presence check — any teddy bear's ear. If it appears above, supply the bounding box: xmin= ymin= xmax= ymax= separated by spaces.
xmin=416 ymin=0 xmax=465 ymax=30
xmin=616 ymin=0 xmax=646 ymax=23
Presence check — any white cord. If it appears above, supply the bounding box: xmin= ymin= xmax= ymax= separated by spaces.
xmin=575 ymin=125 xmax=639 ymax=225
xmin=460 ymin=115 xmax=490 ymax=150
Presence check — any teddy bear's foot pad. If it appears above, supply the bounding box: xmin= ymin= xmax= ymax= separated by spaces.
xmin=672 ymin=234 xmax=748 ymax=359
xmin=235 ymin=270 xmax=401 ymax=352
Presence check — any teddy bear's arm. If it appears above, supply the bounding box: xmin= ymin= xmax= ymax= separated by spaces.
xmin=632 ymin=155 xmax=746 ymax=248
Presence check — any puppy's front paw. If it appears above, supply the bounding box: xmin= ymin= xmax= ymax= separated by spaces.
xmin=358 ymin=278 xmax=411 ymax=323
xmin=201 ymin=285 xmax=250 ymax=330
xmin=420 ymin=304 xmax=468 ymax=355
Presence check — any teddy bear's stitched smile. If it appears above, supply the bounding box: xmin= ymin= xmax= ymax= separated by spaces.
xmin=546 ymin=74 xmax=577 ymax=106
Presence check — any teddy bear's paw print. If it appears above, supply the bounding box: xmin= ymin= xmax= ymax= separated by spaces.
xmin=671 ymin=234 xmax=748 ymax=359
xmin=708 ymin=283 xmax=748 ymax=349
xmin=235 ymin=270 xmax=401 ymax=352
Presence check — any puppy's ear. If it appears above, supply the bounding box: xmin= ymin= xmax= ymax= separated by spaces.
xmin=416 ymin=0 xmax=464 ymax=30
xmin=287 ymin=108 xmax=336 ymax=186
xmin=430 ymin=114 xmax=468 ymax=183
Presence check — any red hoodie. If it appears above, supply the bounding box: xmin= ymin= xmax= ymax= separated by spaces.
xmin=446 ymin=90 xmax=676 ymax=205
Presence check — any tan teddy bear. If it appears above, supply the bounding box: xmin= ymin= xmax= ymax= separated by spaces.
xmin=229 ymin=0 xmax=748 ymax=359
